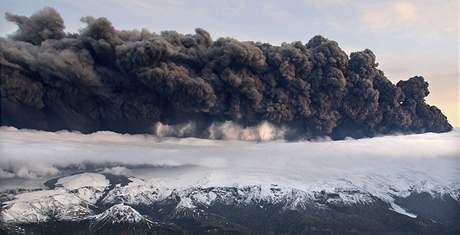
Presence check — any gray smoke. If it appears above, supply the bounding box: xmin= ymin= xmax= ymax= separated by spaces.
xmin=0 ymin=7 xmax=452 ymax=140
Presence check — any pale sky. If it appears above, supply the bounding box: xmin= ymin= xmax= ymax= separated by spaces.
xmin=0 ymin=0 xmax=458 ymax=126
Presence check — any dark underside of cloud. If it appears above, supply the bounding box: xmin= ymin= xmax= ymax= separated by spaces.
xmin=0 ymin=7 xmax=452 ymax=140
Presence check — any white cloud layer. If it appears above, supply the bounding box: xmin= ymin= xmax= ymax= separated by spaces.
xmin=0 ymin=126 xmax=458 ymax=189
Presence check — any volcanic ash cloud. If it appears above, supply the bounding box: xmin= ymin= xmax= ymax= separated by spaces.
xmin=0 ymin=7 xmax=452 ymax=140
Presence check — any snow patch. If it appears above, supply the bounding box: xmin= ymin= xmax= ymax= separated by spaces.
xmin=389 ymin=203 xmax=417 ymax=218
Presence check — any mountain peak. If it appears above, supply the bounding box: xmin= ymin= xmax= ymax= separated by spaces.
xmin=93 ymin=204 xmax=151 ymax=224
xmin=89 ymin=204 xmax=160 ymax=234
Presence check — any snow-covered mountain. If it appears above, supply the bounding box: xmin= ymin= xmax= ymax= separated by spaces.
xmin=1 ymin=173 xmax=108 ymax=223
xmin=92 ymin=204 xmax=153 ymax=224
xmin=89 ymin=204 xmax=160 ymax=234
xmin=0 ymin=128 xmax=459 ymax=234
xmin=1 ymin=171 xmax=459 ymax=234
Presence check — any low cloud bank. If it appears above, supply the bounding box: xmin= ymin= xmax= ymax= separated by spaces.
xmin=0 ymin=127 xmax=458 ymax=190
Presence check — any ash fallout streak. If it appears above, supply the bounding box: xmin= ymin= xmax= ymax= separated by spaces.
xmin=0 ymin=7 xmax=451 ymax=140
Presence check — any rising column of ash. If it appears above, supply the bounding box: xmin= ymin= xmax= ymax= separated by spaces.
xmin=0 ymin=7 xmax=452 ymax=140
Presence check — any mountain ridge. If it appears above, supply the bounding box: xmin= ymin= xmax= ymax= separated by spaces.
xmin=1 ymin=172 xmax=459 ymax=234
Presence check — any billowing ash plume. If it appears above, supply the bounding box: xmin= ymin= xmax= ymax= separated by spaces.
xmin=0 ymin=7 xmax=452 ymax=140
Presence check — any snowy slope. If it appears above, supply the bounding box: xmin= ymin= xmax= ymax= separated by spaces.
xmin=92 ymin=204 xmax=153 ymax=224
xmin=0 ymin=128 xmax=458 ymax=224
xmin=101 ymin=172 xmax=458 ymax=217
xmin=56 ymin=173 xmax=109 ymax=204
xmin=1 ymin=173 xmax=109 ymax=223
xmin=0 ymin=188 xmax=92 ymax=223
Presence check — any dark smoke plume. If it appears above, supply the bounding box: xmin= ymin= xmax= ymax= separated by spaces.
xmin=0 ymin=8 xmax=452 ymax=140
